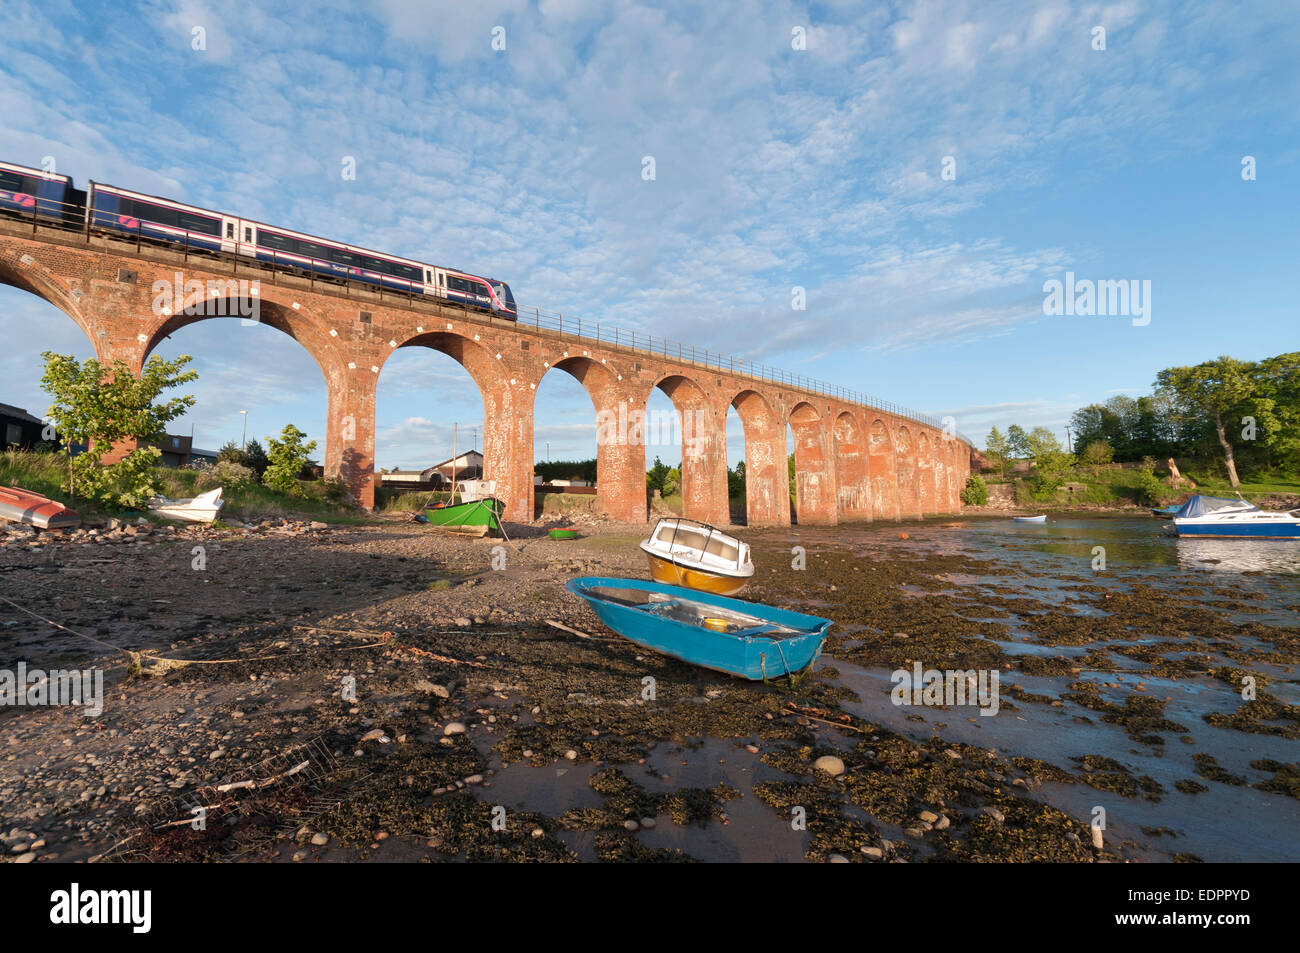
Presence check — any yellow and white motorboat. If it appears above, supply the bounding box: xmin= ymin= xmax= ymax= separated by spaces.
xmin=638 ymin=517 xmax=754 ymax=597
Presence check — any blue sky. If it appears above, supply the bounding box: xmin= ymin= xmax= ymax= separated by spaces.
xmin=1 ymin=0 xmax=1297 ymax=469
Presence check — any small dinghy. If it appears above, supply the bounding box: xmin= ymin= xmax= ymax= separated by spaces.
xmin=1151 ymin=505 xmax=1181 ymax=518
xmin=566 ymin=576 xmax=831 ymax=680
xmin=1013 ymin=515 xmax=1047 ymax=523
xmin=147 ymin=487 xmax=224 ymax=524
xmin=638 ymin=517 xmax=754 ymax=597
xmin=0 ymin=485 xmax=80 ymax=530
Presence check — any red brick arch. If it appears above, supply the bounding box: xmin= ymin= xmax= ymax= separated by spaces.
xmin=895 ymin=424 xmax=919 ymax=519
xmin=868 ymin=418 xmax=898 ymax=520
xmin=833 ymin=410 xmax=871 ymax=520
xmin=789 ymin=400 xmax=835 ymax=525
xmin=729 ymin=388 xmax=787 ymax=526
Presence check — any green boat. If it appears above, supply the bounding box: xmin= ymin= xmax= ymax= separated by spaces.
xmin=424 ymin=497 xmax=504 ymax=537
xmin=548 ymin=528 xmax=578 ymax=540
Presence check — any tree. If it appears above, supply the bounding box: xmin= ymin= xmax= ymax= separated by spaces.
xmin=263 ymin=424 xmax=318 ymax=496
xmin=985 ymin=427 xmax=1009 ymax=480
xmin=728 ymin=461 xmax=746 ymax=498
xmin=646 ymin=456 xmax=671 ymax=493
xmin=1006 ymin=424 xmax=1030 ymax=460
xmin=217 ymin=440 xmax=248 ymax=466
xmin=1081 ymin=439 xmax=1114 ymax=474
xmin=1025 ymin=426 xmax=1074 ymax=497
xmin=40 ymin=352 xmax=197 ymax=507
xmin=1155 ymin=357 xmax=1255 ymax=486
xmin=243 ymin=439 xmax=270 ymax=480
xmin=1247 ymin=351 xmax=1300 ymax=471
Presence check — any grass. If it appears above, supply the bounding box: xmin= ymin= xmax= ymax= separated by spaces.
xmin=999 ymin=460 xmax=1299 ymax=508
xmin=1 ymin=449 xmax=366 ymax=524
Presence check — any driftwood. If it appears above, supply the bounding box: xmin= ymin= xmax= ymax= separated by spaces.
xmin=544 ymin=619 xmax=593 ymax=640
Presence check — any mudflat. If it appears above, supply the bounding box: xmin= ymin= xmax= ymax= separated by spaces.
xmin=1 ymin=514 xmax=1296 ymax=863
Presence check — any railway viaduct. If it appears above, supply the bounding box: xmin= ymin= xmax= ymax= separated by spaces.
xmin=0 ymin=220 xmax=972 ymax=525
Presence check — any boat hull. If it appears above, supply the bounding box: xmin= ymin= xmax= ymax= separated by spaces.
xmin=643 ymin=551 xmax=749 ymax=596
xmin=566 ymin=576 xmax=831 ymax=680
xmin=425 ymin=498 xmax=503 ymax=537
xmin=0 ymin=486 xmax=80 ymax=530
xmin=147 ymin=487 xmax=224 ymax=524
xmin=1174 ymin=521 xmax=1300 ymax=539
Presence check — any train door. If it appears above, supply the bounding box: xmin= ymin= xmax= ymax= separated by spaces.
xmin=432 ymin=268 xmax=448 ymax=301
xmin=236 ymin=221 xmax=257 ymax=257
xmin=220 ymin=216 xmax=239 ymax=254
xmin=423 ymin=266 xmax=437 ymax=297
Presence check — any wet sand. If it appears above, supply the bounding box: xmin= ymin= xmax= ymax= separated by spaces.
xmin=0 ymin=513 xmax=1296 ymax=863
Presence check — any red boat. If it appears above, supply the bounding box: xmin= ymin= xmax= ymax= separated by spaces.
xmin=0 ymin=486 xmax=81 ymax=530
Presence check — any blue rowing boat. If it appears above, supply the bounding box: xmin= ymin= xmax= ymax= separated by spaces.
xmin=565 ymin=576 xmax=832 ymax=680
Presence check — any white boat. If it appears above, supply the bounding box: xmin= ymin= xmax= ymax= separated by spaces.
xmin=147 ymin=487 xmax=224 ymax=524
xmin=1170 ymin=495 xmax=1300 ymax=539
xmin=456 ymin=479 xmax=497 ymax=503
xmin=1013 ymin=515 xmax=1047 ymax=523
xmin=638 ymin=518 xmax=754 ymax=597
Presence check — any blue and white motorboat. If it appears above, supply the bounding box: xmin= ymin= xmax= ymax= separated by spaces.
xmin=1013 ymin=515 xmax=1047 ymax=523
xmin=1170 ymin=495 xmax=1300 ymax=539
xmin=565 ymin=577 xmax=832 ymax=680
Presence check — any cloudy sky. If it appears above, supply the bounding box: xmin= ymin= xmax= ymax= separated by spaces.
xmin=1 ymin=0 xmax=1297 ymax=468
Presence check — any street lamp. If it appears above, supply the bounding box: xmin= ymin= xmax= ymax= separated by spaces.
xmin=240 ymin=410 xmax=248 ymax=451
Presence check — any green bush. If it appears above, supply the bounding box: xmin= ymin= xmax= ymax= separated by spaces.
xmin=960 ymin=473 xmax=989 ymax=506
xmin=1136 ymin=470 xmax=1165 ymax=504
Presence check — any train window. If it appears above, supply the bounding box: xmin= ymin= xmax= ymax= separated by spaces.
xmin=244 ymin=227 xmax=252 ymax=242
xmin=393 ymin=263 xmax=421 ymax=281
xmin=226 ymin=223 xmax=234 ymax=239
xmin=178 ymin=212 xmax=220 ymax=236
xmin=260 ymin=232 xmax=291 ymax=251
xmin=468 ymin=280 xmax=488 ymax=296
xmin=0 ymin=170 xmax=37 ymax=192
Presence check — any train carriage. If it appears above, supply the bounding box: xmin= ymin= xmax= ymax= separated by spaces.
xmin=67 ymin=171 xmax=517 ymax=319
xmin=0 ymin=159 xmax=83 ymax=227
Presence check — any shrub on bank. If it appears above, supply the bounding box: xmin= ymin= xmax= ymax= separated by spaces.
xmin=960 ymin=474 xmax=988 ymax=506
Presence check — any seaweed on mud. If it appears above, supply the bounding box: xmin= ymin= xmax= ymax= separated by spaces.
xmin=1175 ymin=779 xmax=1209 ymax=795
xmin=590 ymin=832 xmax=696 ymax=862
xmin=1202 ymin=691 xmax=1300 ymax=740
xmin=1070 ymin=754 xmax=1164 ymax=801
xmin=1191 ymin=754 xmax=1248 ymax=787
xmin=1011 ymin=757 xmax=1076 ymax=785
xmin=557 ymin=766 xmax=738 ymax=835
xmin=924 ymin=800 xmax=1100 ymax=863
xmin=1062 ymin=682 xmax=1187 ymax=744
xmin=751 ymin=778 xmax=890 ymax=863
xmin=1249 ymin=760 xmax=1300 ymax=800
xmin=314 ymin=741 xmax=575 ymax=861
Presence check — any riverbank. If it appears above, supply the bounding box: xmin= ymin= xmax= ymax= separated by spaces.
xmin=1 ymin=514 xmax=1295 ymax=863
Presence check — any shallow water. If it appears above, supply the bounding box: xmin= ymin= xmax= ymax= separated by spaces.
xmin=768 ymin=514 xmax=1300 ymax=862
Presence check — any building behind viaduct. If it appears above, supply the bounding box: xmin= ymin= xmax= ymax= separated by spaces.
xmin=0 ymin=220 xmax=972 ymax=525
